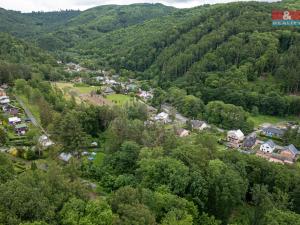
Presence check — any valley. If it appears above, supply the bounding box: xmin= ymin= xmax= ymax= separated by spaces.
xmin=0 ymin=0 xmax=300 ymax=224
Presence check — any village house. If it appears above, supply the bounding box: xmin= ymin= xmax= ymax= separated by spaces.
xmin=0 ymin=96 xmax=10 ymax=105
xmin=66 ymin=63 xmax=86 ymax=73
xmin=112 ymin=74 xmax=120 ymax=79
xmin=105 ymin=79 xmax=118 ymax=85
xmin=190 ymin=120 xmax=210 ymax=131
xmin=15 ymin=123 xmax=28 ymax=135
xmin=154 ymin=112 xmax=171 ymax=124
xmin=242 ymin=132 xmax=257 ymax=149
xmin=138 ymin=91 xmax=153 ymax=100
xmin=227 ymin=129 xmax=245 ymax=148
xmin=260 ymin=140 xmax=276 ymax=153
xmin=175 ymin=128 xmax=190 ymax=137
xmin=72 ymin=77 xmax=83 ymax=83
xmin=3 ymin=105 xmax=19 ymax=116
xmin=8 ymin=108 xmax=19 ymax=116
xmin=59 ymin=153 xmax=73 ymax=162
xmin=0 ymin=88 xmax=6 ymax=97
xmin=261 ymin=126 xmax=285 ymax=138
xmin=103 ymin=87 xmax=115 ymax=95
xmin=126 ymin=84 xmax=138 ymax=92
xmin=8 ymin=117 xmax=22 ymax=125
xmin=1 ymin=84 xmax=8 ymax=89
xmin=280 ymin=144 xmax=299 ymax=162
xmin=39 ymin=135 xmax=54 ymax=148
xmin=94 ymin=76 xmax=104 ymax=82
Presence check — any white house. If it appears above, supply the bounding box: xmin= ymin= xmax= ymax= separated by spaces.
xmin=95 ymin=76 xmax=104 ymax=82
xmin=39 ymin=135 xmax=54 ymax=148
xmin=0 ymin=96 xmax=10 ymax=104
xmin=227 ymin=129 xmax=245 ymax=148
xmin=260 ymin=140 xmax=276 ymax=153
xmin=154 ymin=112 xmax=170 ymax=123
xmin=191 ymin=120 xmax=210 ymax=131
xmin=59 ymin=153 xmax=72 ymax=162
xmin=138 ymin=91 xmax=153 ymax=100
xmin=8 ymin=117 xmax=21 ymax=125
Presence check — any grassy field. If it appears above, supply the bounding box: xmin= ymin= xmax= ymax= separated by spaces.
xmin=53 ymin=82 xmax=135 ymax=106
xmin=106 ymin=94 xmax=133 ymax=105
xmin=53 ymin=82 xmax=99 ymax=94
xmin=93 ymin=152 xmax=105 ymax=166
xmin=74 ymin=86 xmax=99 ymax=94
xmin=250 ymin=115 xmax=300 ymax=127
xmin=18 ymin=95 xmax=41 ymax=123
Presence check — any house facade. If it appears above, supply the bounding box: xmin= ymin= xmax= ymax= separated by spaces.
xmin=280 ymin=144 xmax=299 ymax=161
xmin=191 ymin=120 xmax=210 ymax=131
xmin=227 ymin=129 xmax=245 ymax=148
xmin=8 ymin=117 xmax=21 ymax=125
xmin=176 ymin=128 xmax=190 ymax=137
xmin=0 ymin=88 xmax=6 ymax=97
xmin=154 ymin=112 xmax=170 ymax=124
xmin=261 ymin=127 xmax=285 ymax=138
xmin=243 ymin=132 xmax=257 ymax=148
xmin=260 ymin=140 xmax=276 ymax=153
xmin=15 ymin=123 xmax=28 ymax=135
xmin=0 ymin=96 xmax=10 ymax=105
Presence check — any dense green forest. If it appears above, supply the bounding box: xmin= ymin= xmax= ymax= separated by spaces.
xmin=2 ymin=0 xmax=299 ymax=117
xmin=1 ymin=77 xmax=299 ymax=224
xmin=1 ymin=0 xmax=300 ymax=224
xmin=0 ymin=33 xmax=65 ymax=84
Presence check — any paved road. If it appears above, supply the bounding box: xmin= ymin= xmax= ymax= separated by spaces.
xmin=15 ymin=96 xmax=48 ymax=135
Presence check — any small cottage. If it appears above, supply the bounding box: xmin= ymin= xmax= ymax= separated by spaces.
xmin=227 ymin=129 xmax=245 ymax=148
xmin=191 ymin=120 xmax=210 ymax=131
xmin=103 ymin=87 xmax=115 ymax=95
xmin=280 ymin=144 xmax=299 ymax=161
xmin=15 ymin=123 xmax=28 ymax=135
xmin=39 ymin=135 xmax=54 ymax=148
xmin=138 ymin=91 xmax=153 ymax=100
xmin=260 ymin=140 xmax=276 ymax=153
xmin=0 ymin=96 xmax=10 ymax=105
xmin=154 ymin=112 xmax=170 ymax=124
xmin=8 ymin=108 xmax=19 ymax=116
xmin=261 ymin=127 xmax=285 ymax=138
xmin=0 ymin=88 xmax=6 ymax=97
xmin=176 ymin=128 xmax=190 ymax=137
xmin=8 ymin=117 xmax=21 ymax=125
xmin=59 ymin=153 xmax=72 ymax=162
xmin=243 ymin=132 xmax=257 ymax=148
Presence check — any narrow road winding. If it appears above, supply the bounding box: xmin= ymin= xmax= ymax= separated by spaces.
xmin=15 ymin=96 xmax=48 ymax=135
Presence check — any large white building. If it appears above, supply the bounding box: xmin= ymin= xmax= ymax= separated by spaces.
xmin=260 ymin=140 xmax=276 ymax=153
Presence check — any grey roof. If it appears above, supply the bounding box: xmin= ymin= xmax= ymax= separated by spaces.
xmin=262 ymin=127 xmax=285 ymax=135
xmin=104 ymin=87 xmax=114 ymax=93
xmin=191 ymin=120 xmax=205 ymax=128
xmin=265 ymin=140 xmax=276 ymax=148
xmin=245 ymin=132 xmax=257 ymax=139
xmin=285 ymin=144 xmax=299 ymax=156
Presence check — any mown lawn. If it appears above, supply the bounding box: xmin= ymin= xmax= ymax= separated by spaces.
xmin=106 ymin=94 xmax=133 ymax=105
xmin=53 ymin=82 xmax=99 ymax=94
xmin=74 ymin=86 xmax=99 ymax=94
xmin=93 ymin=152 xmax=105 ymax=166
xmin=250 ymin=114 xmax=300 ymax=127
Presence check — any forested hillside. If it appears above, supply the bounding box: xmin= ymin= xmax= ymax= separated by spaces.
xmin=0 ymin=4 xmax=176 ymax=51
xmin=0 ymin=33 xmax=63 ymax=84
xmin=59 ymin=1 xmax=300 ymax=117
xmin=1 ymin=1 xmax=300 ymax=224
